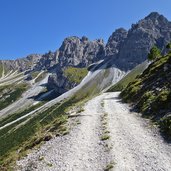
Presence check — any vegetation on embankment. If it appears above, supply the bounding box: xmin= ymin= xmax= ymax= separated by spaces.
xmin=0 ymin=63 xmax=8 ymax=78
xmin=64 ymin=67 xmax=88 ymax=84
xmin=120 ymin=52 xmax=171 ymax=140
xmin=0 ymin=83 xmax=29 ymax=110
xmin=107 ymin=62 xmax=148 ymax=92
xmin=30 ymin=71 xmax=40 ymax=79
xmin=35 ymin=71 xmax=47 ymax=83
xmin=0 ymin=100 xmax=69 ymax=170
xmin=0 ymin=102 xmax=44 ymax=127
xmin=0 ymin=85 xmax=92 ymax=170
xmin=29 ymin=71 xmax=47 ymax=83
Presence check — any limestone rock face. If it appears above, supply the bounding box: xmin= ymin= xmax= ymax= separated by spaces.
xmin=1 ymin=54 xmax=42 ymax=72
xmin=58 ymin=36 xmax=105 ymax=67
xmin=47 ymin=65 xmax=76 ymax=94
xmin=34 ymin=51 xmax=57 ymax=71
xmin=46 ymin=36 xmax=105 ymax=94
xmin=111 ymin=12 xmax=171 ymax=70
xmin=2 ymin=12 xmax=171 ymax=72
xmin=105 ymin=28 xmax=128 ymax=57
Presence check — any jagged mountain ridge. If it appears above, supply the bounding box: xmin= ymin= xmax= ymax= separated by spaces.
xmin=109 ymin=12 xmax=171 ymax=70
xmin=57 ymin=36 xmax=105 ymax=67
xmin=0 ymin=36 xmax=105 ymax=72
xmin=1 ymin=12 xmax=171 ymax=70
xmin=0 ymin=54 xmax=42 ymax=72
xmin=44 ymin=12 xmax=171 ymax=94
xmin=105 ymin=28 xmax=128 ymax=57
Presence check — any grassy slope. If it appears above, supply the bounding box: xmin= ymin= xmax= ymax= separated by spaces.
xmin=64 ymin=67 xmax=88 ymax=84
xmin=35 ymin=72 xmax=47 ymax=83
xmin=0 ymin=83 xmax=29 ymax=110
xmin=0 ymin=103 xmax=44 ymax=127
xmin=0 ymin=85 xmax=93 ymax=170
xmin=121 ymin=53 xmax=171 ymax=139
xmin=30 ymin=71 xmax=47 ymax=83
xmin=0 ymin=98 xmax=72 ymax=170
xmin=72 ymin=68 xmax=111 ymax=102
xmin=107 ymin=62 xmax=148 ymax=92
xmin=0 ymin=62 xmax=11 ymax=78
xmin=0 ymin=70 xmax=46 ymax=112
xmin=30 ymin=71 xmax=40 ymax=79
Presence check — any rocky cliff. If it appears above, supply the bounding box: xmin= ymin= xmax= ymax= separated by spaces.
xmin=46 ymin=36 xmax=105 ymax=93
xmin=105 ymin=28 xmax=128 ymax=57
xmin=110 ymin=12 xmax=171 ymax=70
xmin=0 ymin=54 xmax=42 ymax=73
xmin=51 ymin=12 xmax=171 ymax=93
xmin=57 ymin=36 xmax=105 ymax=67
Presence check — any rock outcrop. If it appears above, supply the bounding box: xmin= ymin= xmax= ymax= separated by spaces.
xmin=108 ymin=12 xmax=171 ymax=70
xmin=57 ymin=36 xmax=105 ymax=67
xmin=33 ymin=51 xmax=57 ymax=71
xmin=47 ymin=64 xmax=76 ymax=94
xmin=46 ymin=36 xmax=105 ymax=93
xmin=1 ymin=54 xmax=42 ymax=72
xmin=105 ymin=28 xmax=128 ymax=57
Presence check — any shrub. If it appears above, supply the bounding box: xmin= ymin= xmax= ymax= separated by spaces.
xmin=148 ymin=46 xmax=161 ymax=61
xmin=160 ymin=116 xmax=171 ymax=139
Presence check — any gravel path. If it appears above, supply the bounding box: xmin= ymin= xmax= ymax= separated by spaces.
xmin=105 ymin=92 xmax=171 ymax=171
xmin=17 ymin=92 xmax=171 ymax=171
xmin=17 ymin=94 xmax=111 ymax=171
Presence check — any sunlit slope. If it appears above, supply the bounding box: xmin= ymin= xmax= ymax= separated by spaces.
xmin=107 ymin=61 xmax=148 ymax=92
xmin=121 ymin=53 xmax=171 ymax=140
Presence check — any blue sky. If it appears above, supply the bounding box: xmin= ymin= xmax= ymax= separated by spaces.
xmin=0 ymin=0 xmax=171 ymax=60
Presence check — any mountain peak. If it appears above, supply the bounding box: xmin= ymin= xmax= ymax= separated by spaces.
xmin=130 ymin=12 xmax=170 ymax=31
xmin=146 ymin=12 xmax=161 ymax=19
xmin=115 ymin=28 xmax=127 ymax=33
xmin=144 ymin=12 xmax=169 ymax=23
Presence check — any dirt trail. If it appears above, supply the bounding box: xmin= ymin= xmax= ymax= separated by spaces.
xmin=17 ymin=94 xmax=111 ymax=171
xmin=104 ymin=92 xmax=171 ymax=171
xmin=17 ymin=92 xmax=171 ymax=171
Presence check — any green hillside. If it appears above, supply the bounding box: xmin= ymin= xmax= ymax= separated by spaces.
xmin=64 ymin=67 xmax=88 ymax=84
xmin=0 ymin=63 xmax=117 ymax=170
xmin=0 ymin=62 xmax=10 ymax=78
xmin=0 ymin=84 xmax=29 ymax=110
xmin=121 ymin=52 xmax=171 ymax=140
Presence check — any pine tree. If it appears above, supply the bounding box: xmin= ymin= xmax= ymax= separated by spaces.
xmin=166 ymin=42 xmax=171 ymax=50
xmin=148 ymin=46 xmax=161 ymax=61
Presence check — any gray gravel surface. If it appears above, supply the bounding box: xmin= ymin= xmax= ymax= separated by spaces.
xmin=17 ymin=94 xmax=111 ymax=171
xmin=17 ymin=92 xmax=171 ymax=171
xmin=105 ymin=92 xmax=171 ymax=171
